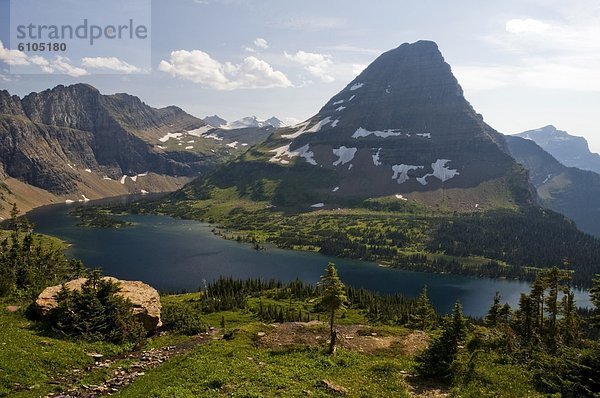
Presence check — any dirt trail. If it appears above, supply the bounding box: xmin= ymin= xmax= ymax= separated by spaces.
xmin=45 ymin=330 xmax=218 ymax=398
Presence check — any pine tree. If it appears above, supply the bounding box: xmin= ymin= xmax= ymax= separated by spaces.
xmin=544 ymin=268 xmax=569 ymax=345
xmin=530 ymin=272 xmax=547 ymax=334
xmin=559 ymin=288 xmax=581 ymax=346
xmin=514 ymin=293 xmax=535 ymax=342
xmin=408 ymin=286 xmax=437 ymax=330
xmin=416 ymin=300 xmax=467 ymax=378
xmin=485 ymin=291 xmax=502 ymax=327
xmin=318 ymin=262 xmax=347 ymax=355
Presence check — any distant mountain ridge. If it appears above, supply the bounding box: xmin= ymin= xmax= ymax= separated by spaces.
xmin=0 ymin=84 xmax=266 ymax=215
xmin=221 ymin=116 xmax=287 ymax=130
xmin=506 ymin=135 xmax=600 ymax=237
xmin=515 ymin=125 xmax=600 ymax=174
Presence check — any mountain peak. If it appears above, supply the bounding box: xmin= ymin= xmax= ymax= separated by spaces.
xmin=223 ymin=40 xmax=528 ymax=208
xmin=516 ymin=126 xmax=600 ymax=173
xmin=225 ymin=115 xmax=285 ymax=129
xmin=203 ymin=115 xmax=228 ymax=128
xmin=264 ymin=116 xmax=286 ymax=128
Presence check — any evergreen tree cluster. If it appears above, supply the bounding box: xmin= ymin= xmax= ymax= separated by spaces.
xmin=448 ymin=268 xmax=600 ymax=397
xmin=0 ymin=204 xmax=85 ymax=298
xmin=416 ymin=301 xmax=467 ymax=378
xmin=48 ymin=270 xmax=146 ymax=344
xmin=431 ymin=208 xmax=600 ymax=287
xmin=255 ymin=302 xmax=312 ymax=323
xmin=198 ymin=276 xmax=428 ymax=327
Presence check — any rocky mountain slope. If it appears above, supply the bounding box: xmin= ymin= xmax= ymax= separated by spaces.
xmin=178 ymin=40 xmax=532 ymax=211
xmin=0 ymin=84 xmax=268 ymax=215
xmin=506 ymin=135 xmax=600 ymax=237
xmin=515 ymin=125 xmax=600 ymax=174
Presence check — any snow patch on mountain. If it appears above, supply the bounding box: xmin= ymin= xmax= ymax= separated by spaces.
xmin=159 ymin=132 xmax=183 ymax=142
xmin=307 ymin=117 xmax=332 ymax=133
xmin=416 ymin=159 xmax=459 ymax=185
xmin=353 ymin=127 xmax=405 ymax=138
xmin=392 ymin=164 xmax=424 ymax=184
xmin=372 ymin=148 xmax=382 ymax=166
xmin=350 ymin=82 xmax=364 ymax=91
xmin=269 ymin=143 xmax=317 ymax=165
xmin=332 ymin=146 xmax=357 ymax=166
xmin=187 ymin=126 xmax=213 ymax=137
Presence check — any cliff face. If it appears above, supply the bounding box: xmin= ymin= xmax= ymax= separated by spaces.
xmin=0 ymin=84 xmax=233 ymax=197
xmin=0 ymin=84 xmax=256 ymax=214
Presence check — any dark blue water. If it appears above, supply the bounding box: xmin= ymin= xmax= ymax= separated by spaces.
xmin=27 ymin=197 xmax=591 ymax=317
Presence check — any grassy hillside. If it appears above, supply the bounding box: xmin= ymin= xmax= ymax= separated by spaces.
xmin=0 ymin=281 xmax=549 ymax=398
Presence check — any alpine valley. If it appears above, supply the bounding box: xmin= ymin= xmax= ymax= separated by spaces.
xmin=124 ymin=41 xmax=600 ymax=287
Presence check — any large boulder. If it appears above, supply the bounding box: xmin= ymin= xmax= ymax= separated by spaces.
xmin=36 ymin=277 xmax=162 ymax=331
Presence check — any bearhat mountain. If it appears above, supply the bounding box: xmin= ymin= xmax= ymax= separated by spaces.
xmin=178 ymin=40 xmax=531 ymax=210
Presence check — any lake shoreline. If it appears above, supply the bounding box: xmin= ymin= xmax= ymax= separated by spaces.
xmin=25 ymin=195 xmax=591 ymax=316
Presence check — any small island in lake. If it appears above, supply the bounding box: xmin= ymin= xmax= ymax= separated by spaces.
xmin=71 ymin=206 xmax=133 ymax=229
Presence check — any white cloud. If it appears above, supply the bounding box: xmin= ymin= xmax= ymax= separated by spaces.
xmin=243 ymin=46 xmax=256 ymax=53
xmin=457 ymin=16 xmax=600 ymax=93
xmin=285 ymin=50 xmax=334 ymax=82
xmin=81 ymin=57 xmax=141 ymax=73
xmin=48 ymin=56 xmax=88 ymax=77
xmin=505 ymin=18 xmax=550 ymax=34
xmin=254 ymin=38 xmax=269 ymax=49
xmin=0 ymin=41 xmax=29 ymax=65
xmin=0 ymin=41 xmax=87 ymax=77
xmin=159 ymin=49 xmax=292 ymax=90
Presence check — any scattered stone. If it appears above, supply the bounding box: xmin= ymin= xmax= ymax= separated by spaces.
xmin=317 ymin=379 xmax=348 ymax=395
xmin=5 ymin=305 xmax=20 ymax=312
xmin=257 ymin=332 xmax=266 ymax=337
xmin=44 ymin=330 xmax=219 ymax=397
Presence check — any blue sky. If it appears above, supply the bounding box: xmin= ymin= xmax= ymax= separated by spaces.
xmin=1 ymin=0 xmax=599 ymax=150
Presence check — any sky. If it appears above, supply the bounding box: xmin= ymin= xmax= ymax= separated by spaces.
xmin=1 ymin=0 xmax=600 ymax=151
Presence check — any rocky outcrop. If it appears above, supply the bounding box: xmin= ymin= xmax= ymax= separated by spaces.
xmin=36 ymin=277 xmax=162 ymax=331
